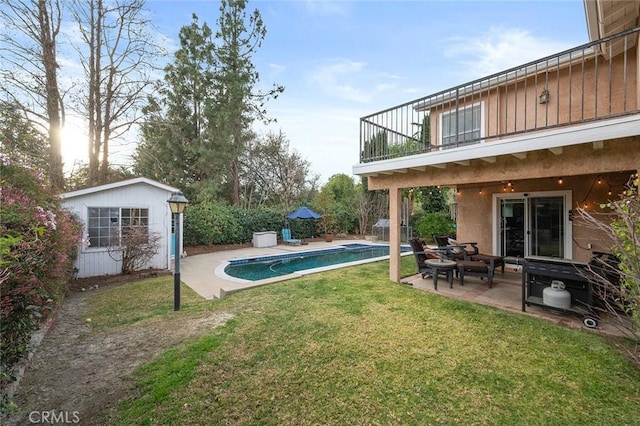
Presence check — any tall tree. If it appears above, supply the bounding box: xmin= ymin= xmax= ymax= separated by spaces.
xmin=70 ymin=0 xmax=163 ymax=185
xmin=0 ymin=0 xmax=65 ymax=190
xmin=239 ymin=131 xmax=318 ymax=209
xmin=211 ymin=0 xmax=284 ymax=205
xmin=134 ymin=14 xmax=220 ymax=201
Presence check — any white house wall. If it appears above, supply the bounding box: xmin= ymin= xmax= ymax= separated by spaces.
xmin=62 ymin=183 xmax=174 ymax=278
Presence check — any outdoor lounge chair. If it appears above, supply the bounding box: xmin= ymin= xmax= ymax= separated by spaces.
xmin=409 ymin=238 xmax=450 ymax=281
xmin=434 ymin=235 xmax=505 ymax=274
xmin=281 ymin=228 xmax=301 ymax=245
xmin=433 ymin=235 xmax=477 ymax=260
xmin=456 ymin=260 xmax=494 ymax=287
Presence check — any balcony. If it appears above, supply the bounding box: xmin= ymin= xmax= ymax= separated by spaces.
xmin=358 ymin=27 xmax=639 ymax=166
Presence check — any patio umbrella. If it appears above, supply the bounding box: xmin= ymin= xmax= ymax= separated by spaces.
xmin=286 ymin=207 xmax=322 ymax=240
xmin=286 ymin=206 xmax=322 ymax=220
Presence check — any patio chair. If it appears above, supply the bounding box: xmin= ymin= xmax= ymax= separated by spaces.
xmin=433 ymin=235 xmax=477 ymax=260
xmin=409 ymin=238 xmax=450 ymax=280
xmin=434 ymin=235 xmax=505 ymax=274
xmin=281 ymin=228 xmax=301 ymax=245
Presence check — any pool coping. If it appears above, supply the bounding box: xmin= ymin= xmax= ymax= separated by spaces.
xmin=180 ymin=239 xmax=412 ymax=299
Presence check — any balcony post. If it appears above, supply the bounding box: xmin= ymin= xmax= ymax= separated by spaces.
xmin=389 ymin=187 xmax=402 ymax=283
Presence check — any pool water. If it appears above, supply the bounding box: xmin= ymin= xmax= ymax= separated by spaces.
xmin=224 ymin=243 xmax=411 ymax=281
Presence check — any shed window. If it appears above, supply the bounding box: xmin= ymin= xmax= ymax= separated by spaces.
xmin=87 ymin=207 xmax=149 ymax=248
xmin=440 ymin=102 xmax=483 ymax=147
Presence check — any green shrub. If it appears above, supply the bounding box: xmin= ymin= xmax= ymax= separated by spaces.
xmin=414 ymin=212 xmax=455 ymax=243
xmin=0 ymin=158 xmax=82 ymax=394
xmin=183 ymin=203 xmax=287 ymax=246
xmin=232 ymin=207 xmax=287 ymax=242
xmin=183 ymin=203 xmax=240 ymax=246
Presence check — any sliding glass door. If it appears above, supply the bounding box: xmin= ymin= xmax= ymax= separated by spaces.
xmin=528 ymin=196 xmax=564 ymax=257
xmin=496 ymin=192 xmax=570 ymax=260
xmin=499 ymin=199 xmax=525 ymax=258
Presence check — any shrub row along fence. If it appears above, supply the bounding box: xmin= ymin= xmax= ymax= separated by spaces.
xmin=183 ymin=203 xmax=319 ymax=246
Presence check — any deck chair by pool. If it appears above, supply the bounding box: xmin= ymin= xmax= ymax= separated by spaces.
xmin=281 ymin=228 xmax=301 ymax=245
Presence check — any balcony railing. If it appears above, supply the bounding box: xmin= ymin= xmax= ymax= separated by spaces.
xmin=359 ymin=27 xmax=639 ymax=163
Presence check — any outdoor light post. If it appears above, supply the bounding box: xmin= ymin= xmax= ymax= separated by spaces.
xmin=168 ymin=191 xmax=189 ymax=311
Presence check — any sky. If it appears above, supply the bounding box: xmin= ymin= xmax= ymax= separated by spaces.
xmin=61 ymin=0 xmax=590 ymax=185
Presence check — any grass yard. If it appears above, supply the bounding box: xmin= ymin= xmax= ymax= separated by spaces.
xmin=87 ymin=258 xmax=640 ymax=425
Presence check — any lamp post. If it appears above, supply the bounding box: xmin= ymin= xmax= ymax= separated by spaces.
xmin=168 ymin=191 xmax=189 ymax=311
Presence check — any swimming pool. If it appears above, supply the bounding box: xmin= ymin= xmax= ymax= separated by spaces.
xmin=223 ymin=243 xmax=412 ymax=281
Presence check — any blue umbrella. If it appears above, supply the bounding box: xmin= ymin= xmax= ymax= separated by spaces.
xmin=286 ymin=206 xmax=322 ymax=220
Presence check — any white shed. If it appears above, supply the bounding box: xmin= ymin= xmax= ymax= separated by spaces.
xmin=61 ymin=177 xmax=183 ymax=278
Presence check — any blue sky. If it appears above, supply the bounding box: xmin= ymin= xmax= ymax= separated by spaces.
xmin=64 ymin=0 xmax=591 ymax=184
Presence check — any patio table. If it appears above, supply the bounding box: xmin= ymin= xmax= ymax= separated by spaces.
xmin=425 ymin=259 xmax=457 ymax=290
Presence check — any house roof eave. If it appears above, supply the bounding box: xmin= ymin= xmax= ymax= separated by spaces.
xmin=61 ymin=177 xmax=181 ymax=200
xmin=584 ymin=0 xmax=603 ymax=42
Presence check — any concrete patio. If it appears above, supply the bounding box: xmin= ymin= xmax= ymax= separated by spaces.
xmin=179 ymin=239 xmax=623 ymax=335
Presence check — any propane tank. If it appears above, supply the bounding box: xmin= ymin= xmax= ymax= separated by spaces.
xmin=543 ymin=280 xmax=571 ymax=309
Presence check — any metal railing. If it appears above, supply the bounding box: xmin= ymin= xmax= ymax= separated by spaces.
xmin=359 ymin=27 xmax=639 ymax=163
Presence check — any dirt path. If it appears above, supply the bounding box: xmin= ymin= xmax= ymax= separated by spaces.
xmin=3 ymin=283 xmax=233 ymax=425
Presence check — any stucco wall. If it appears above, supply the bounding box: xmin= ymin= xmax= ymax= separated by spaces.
xmin=367 ymin=136 xmax=639 ymax=263
xmin=456 ymin=171 xmax=634 ymax=263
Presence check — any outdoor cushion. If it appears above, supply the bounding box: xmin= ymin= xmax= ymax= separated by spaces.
xmin=471 ymin=253 xmax=505 ymax=274
xmin=456 ymin=259 xmax=494 ymax=288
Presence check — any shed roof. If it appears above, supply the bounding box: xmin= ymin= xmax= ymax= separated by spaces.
xmin=373 ymin=219 xmax=390 ymax=228
xmin=61 ymin=177 xmax=180 ymax=200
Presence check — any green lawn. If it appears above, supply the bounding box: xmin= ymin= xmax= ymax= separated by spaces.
xmin=88 ymin=258 xmax=640 ymax=425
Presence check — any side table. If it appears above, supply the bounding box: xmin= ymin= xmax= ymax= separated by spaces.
xmin=425 ymin=259 xmax=457 ymax=290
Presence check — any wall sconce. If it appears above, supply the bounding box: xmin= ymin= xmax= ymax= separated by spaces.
xmin=558 ymin=177 xmax=563 ymax=185
xmin=539 ymin=89 xmax=550 ymax=104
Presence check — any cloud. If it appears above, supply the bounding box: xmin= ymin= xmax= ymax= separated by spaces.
xmin=309 ymin=58 xmax=403 ymax=104
xmin=302 ymin=0 xmax=350 ymax=16
xmin=442 ymin=27 xmax=573 ymax=78
xmin=310 ymin=59 xmax=371 ymax=103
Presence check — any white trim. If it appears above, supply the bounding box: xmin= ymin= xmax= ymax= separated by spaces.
xmin=584 ymin=0 xmax=602 ymax=42
xmin=353 ymin=114 xmax=640 ymax=176
xmin=492 ymin=190 xmax=573 ymax=260
xmin=62 ymin=177 xmax=179 ymax=199
xmin=83 ymin=205 xmax=151 ymax=252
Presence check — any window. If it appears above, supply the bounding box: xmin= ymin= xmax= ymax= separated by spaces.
xmin=440 ymin=103 xmax=483 ymax=147
xmin=87 ymin=207 xmax=149 ymax=248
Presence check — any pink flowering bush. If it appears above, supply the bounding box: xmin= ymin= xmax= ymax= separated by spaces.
xmin=0 ymin=159 xmax=82 ymax=391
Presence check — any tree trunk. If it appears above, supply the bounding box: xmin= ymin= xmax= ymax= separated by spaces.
xmin=39 ymin=0 xmax=64 ymax=190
